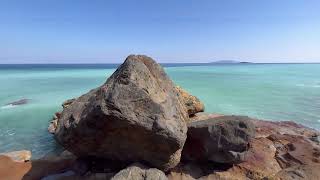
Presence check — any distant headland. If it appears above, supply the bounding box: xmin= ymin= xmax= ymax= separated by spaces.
xmin=210 ymin=60 xmax=252 ymax=64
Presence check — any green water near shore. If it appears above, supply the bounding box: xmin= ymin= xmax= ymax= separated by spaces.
xmin=0 ymin=63 xmax=319 ymax=158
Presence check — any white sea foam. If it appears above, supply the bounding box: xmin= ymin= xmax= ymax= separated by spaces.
xmin=296 ymin=84 xmax=320 ymax=88
xmin=0 ymin=104 xmax=17 ymax=109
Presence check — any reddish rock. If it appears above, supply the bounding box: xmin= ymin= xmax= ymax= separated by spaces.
xmin=272 ymin=164 xmax=320 ymax=180
xmin=168 ymin=114 xmax=320 ymax=180
xmin=0 ymin=150 xmax=31 ymax=162
xmin=253 ymin=120 xmax=319 ymax=138
xmin=0 ymin=151 xmax=77 ymax=180
xmin=189 ymin=112 xmax=223 ymax=122
xmin=0 ymin=155 xmax=31 ymax=180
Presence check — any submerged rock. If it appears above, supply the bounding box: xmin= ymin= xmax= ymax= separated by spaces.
xmin=182 ymin=115 xmax=255 ymax=164
xmin=111 ymin=163 xmax=167 ymax=180
xmin=5 ymin=98 xmax=30 ymax=106
xmin=54 ymin=55 xmax=188 ymax=171
xmin=175 ymin=86 xmax=204 ymax=116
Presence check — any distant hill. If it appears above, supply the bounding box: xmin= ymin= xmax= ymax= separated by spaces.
xmin=210 ymin=60 xmax=252 ymax=64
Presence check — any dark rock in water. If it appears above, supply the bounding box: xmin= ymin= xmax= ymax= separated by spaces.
xmin=111 ymin=163 xmax=167 ymax=180
xmin=175 ymin=86 xmax=204 ymax=117
xmin=182 ymin=115 xmax=255 ymax=164
xmin=5 ymin=98 xmax=30 ymax=106
xmin=54 ymin=55 xmax=188 ymax=171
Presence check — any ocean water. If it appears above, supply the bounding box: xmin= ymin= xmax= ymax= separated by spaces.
xmin=0 ymin=63 xmax=319 ymax=158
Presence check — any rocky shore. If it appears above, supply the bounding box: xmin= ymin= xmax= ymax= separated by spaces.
xmin=1 ymin=55 xmax=319 ymax=180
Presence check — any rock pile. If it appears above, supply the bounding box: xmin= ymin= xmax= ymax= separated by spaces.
xmin=168 ymin=118 xmax=320 ymax=180
xmin=1 ymin=55 xmax=319 ymax=180
xmin=46 ymin=55 xmax=254 ymax=179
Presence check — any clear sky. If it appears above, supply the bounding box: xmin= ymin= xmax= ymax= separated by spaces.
xmin=0 ymin=0 xmax=319 ymax=63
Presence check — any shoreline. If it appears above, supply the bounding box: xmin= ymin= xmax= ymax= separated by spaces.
xmin=1 ymin=113 xmax=319 ymax=179
xmin=1 ymin=55 xmax=320 ymax=179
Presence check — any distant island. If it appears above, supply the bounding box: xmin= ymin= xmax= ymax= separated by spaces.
xmin=210 ymin=60 xmax=252 ymax=64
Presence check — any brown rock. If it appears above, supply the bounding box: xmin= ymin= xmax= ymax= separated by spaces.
xmin=54 ymin=55 xmax=188 ymax=171
xmin=268 ymin=134 xmax=320 ymax=168
xmin=0 ymin=150 xmax=31 ymax=162
xmin=272 ymin=164 xmax=320 ymax=180
xmin=253 ymin=120 xmax=319 ymax=138
xmin=207 ymin=137 xmax=282 ymax=179
xmin=0 ymin=152 xmax=77 ymax=180
xmin=175 ymin=86 xmax=204 ymax=116
xmin=0 ymin=155 xmax=31 ymax=180
xmin=189 ymin=112 xmax=223 ymax=122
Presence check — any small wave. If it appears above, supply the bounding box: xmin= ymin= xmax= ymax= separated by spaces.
xmin=296 ymin=84 xmax=320 ymax=88
xmin=0 ymin=129 xmax=16 ymax=137
xmin=0 ymin=104 xmax=17 ymax=109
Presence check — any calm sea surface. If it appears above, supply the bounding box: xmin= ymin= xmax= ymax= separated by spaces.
xmin=0 ymin=63 xmax=319 ymax=158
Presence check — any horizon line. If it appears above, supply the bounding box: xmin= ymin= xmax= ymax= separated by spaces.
xmin=1 ymin=62 xmax=320 ymax=65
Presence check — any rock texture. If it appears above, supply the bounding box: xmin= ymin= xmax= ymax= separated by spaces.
xmin=54 ymin=55 xmax=188 ymax=171
xmin=175 ymin=86 xmax=204 ymax=116
xmin=0 ymin=150 xmax=77 ymax=180
xmin=189 ymin=112 xmax=223 ymax=122
xmin=169 ymin=115 xmax=320 ymax=180
xmin=111 ymin=163 xmax=167 ymax=180
xmin=182 ymin=115 xmax=255 ymax=164
xmin=62 ymin=98 xmax=75 ymax=108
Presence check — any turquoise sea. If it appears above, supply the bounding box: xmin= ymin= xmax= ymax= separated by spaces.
xmin=0 ymin=63 xmax=320 ymax=158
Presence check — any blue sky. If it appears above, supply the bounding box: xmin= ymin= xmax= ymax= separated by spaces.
xmin=0 ymin=0 xmax=319 ymax=63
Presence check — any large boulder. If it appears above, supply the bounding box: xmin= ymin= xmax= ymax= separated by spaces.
xmin=175 ymin=86 xmax=204 ymax=116
xmin=111 ymin=163 xmax=167 ymax=180
xmin=54 ymin=55 xmax=188 ymax=171
xmin=182 ymin=115 xmax=255 ymax=164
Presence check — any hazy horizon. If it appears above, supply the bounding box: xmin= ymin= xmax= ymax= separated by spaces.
xmin=1 ymin=0 xmax=320 ymax=64
xmin=1 ymin=60 xmax=320 ymax=65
